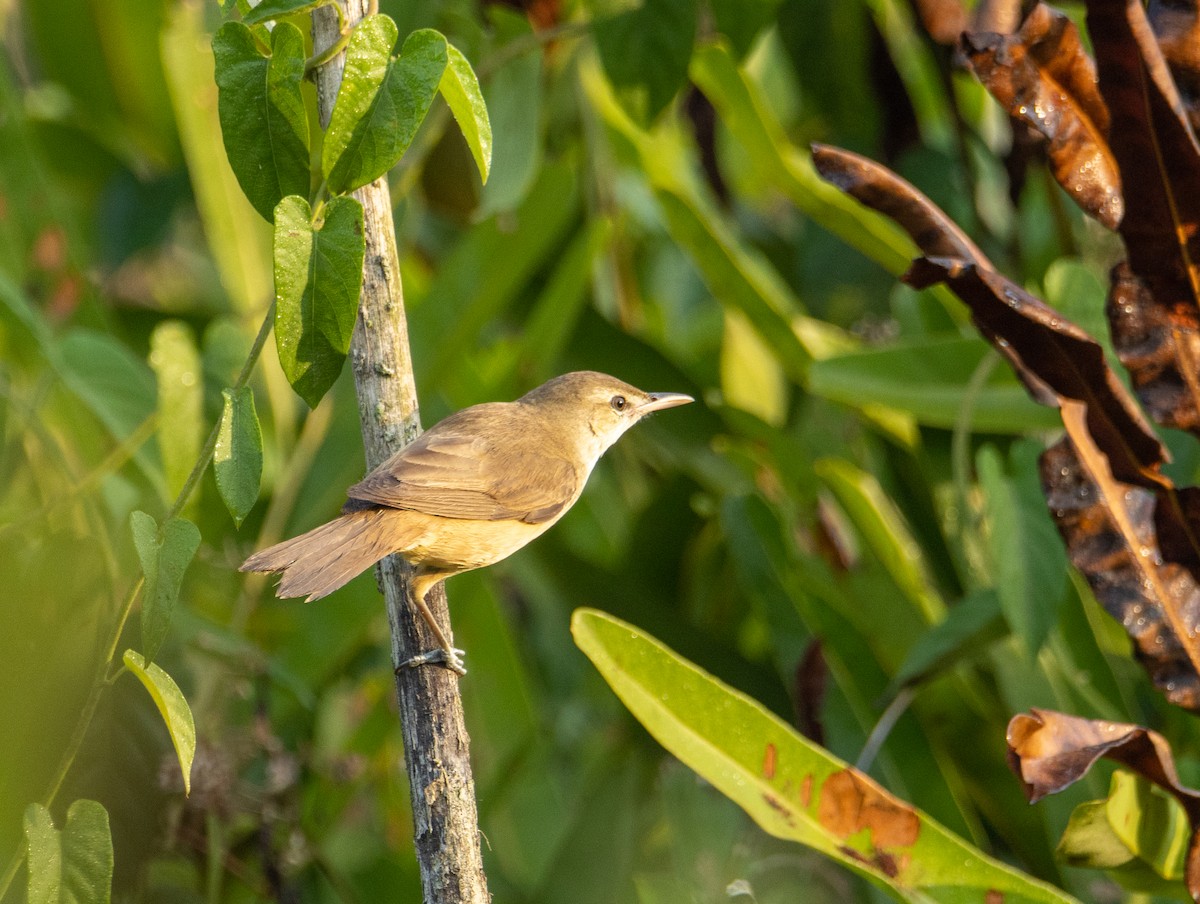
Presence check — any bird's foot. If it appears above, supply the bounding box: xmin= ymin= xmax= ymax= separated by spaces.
xmin=396 ymin=647 xmax=468 ymax=676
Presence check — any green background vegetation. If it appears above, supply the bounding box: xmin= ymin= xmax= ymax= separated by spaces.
xmin=2 ymin=0 xmax=1193 ymax=901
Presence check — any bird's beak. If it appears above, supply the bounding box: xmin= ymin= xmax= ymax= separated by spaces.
xmin=638 ymin=392 xmax=694 ymax=414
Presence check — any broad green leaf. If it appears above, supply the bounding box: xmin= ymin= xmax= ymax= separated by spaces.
xmin=808 ymin=336 xmax=1063 ymax=433
xmin=163 ymin=3 xmax=273 ymax=313
xmin=476 ymin=13 xmax=541 ymax=217
xmin=708 ymin=0 xmax=781 ymax=57
xmin=148 ymin=321 xmax=202 ymax=500
xmin=242 ymin=0 xmax=323 ymax=24
xmin=129 ymin=511 xmax=202 ymax=662
xmin=272 ymin=194 xmax=365 ymax=406
xmin=571 ymin=609 xmax=1081 ymax=904
xmin=439 ymin=45 xmax=491 ymax=184
xmin=214 ymin=386 xmax=262 ymax=526
xmin=593 ymin=0 xmax=698 ymax=124
xmin=123 ymin=650 xmax=196 ymax=796
xmin=815 ymin=457 xmax=944 ymax=623
xmin=322 ymin=20 xmax=446 ymax=193
xmin=212 ymin=21 xmax=311 ymax=221
xmin=978 ymin=442 xmax=1068 ymax=656
xmin=1060 ymin=771 xmax=1190 ymax=895
xmin=24 ymin=800 xmax=113 ymax=904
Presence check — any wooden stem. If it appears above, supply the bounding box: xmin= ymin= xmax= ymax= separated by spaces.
xmin=311 ymin=6 xmax=490 ymax=902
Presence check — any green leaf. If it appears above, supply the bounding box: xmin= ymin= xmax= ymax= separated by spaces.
xmin=815 ymin=457 xmax=944 ymax=623
xmin=322 ymin=19 xmax=446 ymax=193
xmin=272 ymin=194 xmax=365 ymax=406
xmin=123 ymin=650 xmax=196 ymax=796
xmin=130 ymin=511 xmax=202 ymax=662
xmin=439 ymin=44 xmax=491 ymax=184
xmin=1059 ymin=771 xmax=1190 ymax=894
xmin=571 ymin=609 xmax=1081 ymax=904
xmin=594 ymin=0 xmax=698 ymax=123
xmin=214 ymin=386 xmax=262 ymax=526
xmin=242 ymin=0 xmax=323 ymax=24
xmin=808 ymin=336 xmax=1063 ymax=433
xmin=149 ymin=321 xmax=202 ymax=500
xmin=977 ymin=441 xmax=1068 ymax=656
xmin=24 ymin=800 xmax=113 ymax=904
xmin=212 ymin=21 xmax=310 ymax=221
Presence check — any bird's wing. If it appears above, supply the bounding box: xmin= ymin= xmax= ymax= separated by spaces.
xmin=345 ymin=407 xmax=581 ymax=524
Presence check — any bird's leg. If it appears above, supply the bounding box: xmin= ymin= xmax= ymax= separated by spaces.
xmin=396 ymin=575 xmax=467 ymax=676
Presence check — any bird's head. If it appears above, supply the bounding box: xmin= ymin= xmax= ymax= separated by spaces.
xmin=519 ymin=371 xmax=693 ymax=463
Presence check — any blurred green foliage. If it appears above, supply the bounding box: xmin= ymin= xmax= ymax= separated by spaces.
xmin=1 ymin=0 xmax=1193 ymax=902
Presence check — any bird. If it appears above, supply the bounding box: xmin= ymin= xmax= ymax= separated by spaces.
xmin=241 ymin=371 xmax=693 ymax=674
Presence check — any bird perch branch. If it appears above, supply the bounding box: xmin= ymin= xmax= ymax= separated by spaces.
xmin=311 ymin=6 xmax=490 ymax=902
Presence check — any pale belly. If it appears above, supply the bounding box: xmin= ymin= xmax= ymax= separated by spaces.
xmin=394 ymin=511 xmax=558 ymax=574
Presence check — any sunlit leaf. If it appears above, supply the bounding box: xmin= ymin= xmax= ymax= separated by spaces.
xmin=214 ymin=386 xmax=262 ymax=526
xmin=440 ymin=45 xmax=491 ymax=184
xmin=272 ymin=194 xmax=365 ymax=406
xmin=123 ymin=649 xmax=196 ymax=796
xmin=322 ymin=19 xmax=446 ymax=193
xmin=24 ymin=800 xmax=112 ymax=904
xmin=574 ymin=609 xmax=1081 ymax=903
xmin=477 ymin=14 xmax=541 ymax=217
xmin=212 ymin=21 xmax=311 ymax=220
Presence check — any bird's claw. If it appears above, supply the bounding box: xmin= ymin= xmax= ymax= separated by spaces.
xmin=396 ymin=647 xmax=468 ymax=676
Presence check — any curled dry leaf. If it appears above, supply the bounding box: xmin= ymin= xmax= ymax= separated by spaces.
xmin=1007 ymin=707 xmax=1200 ymax=897
xmin=1040 ymin=433 xmax=1200 ymax=711
xmin=912 ymin=0 xmax=969 ymax=45
xmin=962 ymin=3 xmax=1122 ymax=229
xmin=812 ymin=142 xmax=1200 ymax=704
xmin=1088 ymin=0 xmax=1200 ymax=435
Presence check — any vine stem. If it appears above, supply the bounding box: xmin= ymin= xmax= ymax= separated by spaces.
xmin=311 ymin=4 xmax=490 ymax=901
xmin=0 ymin=306 xmax=275 ymax=901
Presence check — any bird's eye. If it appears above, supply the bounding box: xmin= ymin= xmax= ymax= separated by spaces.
xmin=610 ymin=395 xmax=627 ymax=411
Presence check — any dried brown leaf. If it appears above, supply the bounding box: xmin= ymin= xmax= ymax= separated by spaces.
xmin=1088 ymin=1 xmax=1200 ymax=325
xmin=1006 ymin=707 xmax=1200 ymax=812
xmin=1149 ymin=0 xmax=1200 ymax=133
xmin=963 ymin=3 xmax=1122 ymax=228
xmin=1040 ymin=429 xmax=1200 ymax=710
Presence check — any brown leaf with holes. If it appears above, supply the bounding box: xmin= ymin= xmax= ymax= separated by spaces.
xmin=1007 ymin=708 xmax=1200 ymax=898
xmin=1087 ymin=0 xmax=1200 ymax=436
xmin=813 ymin=142 xmax=1200 ymax=703
xmin=811 ymin=145 xmax=1166 ymax=487
xmin=962 ymin=3 xmax=1122 ymax=229
xmin=1040 ymin=433 xmax=1200 ymax=710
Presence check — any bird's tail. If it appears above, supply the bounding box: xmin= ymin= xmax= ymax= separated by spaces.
xmin=240 ymin=509 xmax=402 ymax=602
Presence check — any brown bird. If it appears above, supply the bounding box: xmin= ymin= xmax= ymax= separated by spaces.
xmin=241 ymin=371 xmax=693 ymax=674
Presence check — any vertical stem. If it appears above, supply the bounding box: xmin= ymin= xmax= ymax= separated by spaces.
xmin=310 ymin=7 xmax=490 ymax=904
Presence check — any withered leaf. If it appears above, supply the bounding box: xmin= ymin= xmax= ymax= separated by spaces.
xmin=811 ymin=145 xmax=1166 ymax=488
xmin=1149 ymin=0 xmax=1200 ymax=133
xmin=1087 ymin=0 xmax=1200 ymax=328
xmin=962 ymin=3 xmax=1122 ymax=229
xmin=1007 ymin=707 xmax=1200 ymax=898
xmin=1040 ymin=434 xmax=1200 ymax=710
